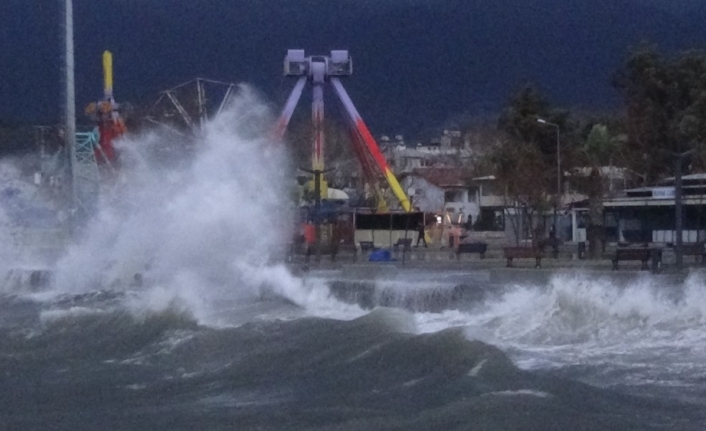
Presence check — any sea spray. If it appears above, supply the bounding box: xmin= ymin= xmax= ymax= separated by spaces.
xmin=0 ymin=195 xmax=17 ymax=279
xmin=0 ymin=158 xmax=65 ymax=290
xmin=235 ymin=262 xmax=365 ymax=320
xmin=50 ymin=87 xmax=315 ymax=319
xmin=453 ymin=272 xmax=706 ymax=346
xmin=411 ymin=271 xmax=706 ymax=392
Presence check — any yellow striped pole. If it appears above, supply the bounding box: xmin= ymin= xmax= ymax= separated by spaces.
xmin=103 ymin=51 xmax=113 ymax=98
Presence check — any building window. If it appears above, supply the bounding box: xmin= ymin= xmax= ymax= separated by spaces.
xmin=467 ymin=188 xmax=478 ymax=203
xmin=482 ymin=182 xmax=500 ymax=197
xmin=444 ymin=191 xmax=464 ymax=203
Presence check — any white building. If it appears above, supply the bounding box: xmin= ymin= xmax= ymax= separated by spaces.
xmin=381 ymin=131 xmax=475 ymax=174
xmin=399 ymin=168 xmax=479 ymax=224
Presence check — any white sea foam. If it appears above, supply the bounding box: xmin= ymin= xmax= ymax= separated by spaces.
xmin=415 ymin=272 xmax=706 ymax=346
xmin=413 ymin=271 xmax=706 ymax=391
xmin=482 ymin=389 xmax=551 ymax=398
xmin=468 ymin=359 xmax=487 ymax=377
xmin=0 ymin=162 xmax=38 ymax=285
xmin=47 ymin=87 xmax=354 ymax=324
xmin=240 ymin=267 xmax=364 ymax=320
xmin=39 ymin=306 xmax=106 ymax=324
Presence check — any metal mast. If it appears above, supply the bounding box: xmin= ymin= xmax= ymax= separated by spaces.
xmin=311 ymin=61 xmax=325 ymax=173
xmin=64 ymin=0 xmax=78 ymax=233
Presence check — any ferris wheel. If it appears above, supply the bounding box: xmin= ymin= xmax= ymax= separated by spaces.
xmin=146 ymin=78 xmax=238 ymax=134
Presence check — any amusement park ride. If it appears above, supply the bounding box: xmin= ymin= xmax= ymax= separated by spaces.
xmin=275 ymin=49 xmax=424 ymax=259
xmin=85 ymin=51 xmax=126 ymax=166
xmin=69 ymin=53 xmax=237 ymax=223
xmin=147 ymin=78 xmax=237 ymax=134
xmin=67 ymin=48 xmax=417 ymax=256
xmin=68 ymin=51 xmax=126 ymax=222
xmin=276 ymin=49 xmax=412 ymax=214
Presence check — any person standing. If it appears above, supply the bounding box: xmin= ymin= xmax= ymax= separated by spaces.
xmin=303 ymin=222 xmax=316 ymax=263
xmin=415 ymin=221 xmax=427 ymax=248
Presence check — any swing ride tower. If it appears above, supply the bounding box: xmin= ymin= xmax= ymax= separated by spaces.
xmin=276 ymin=50 xmax=412 ymax=213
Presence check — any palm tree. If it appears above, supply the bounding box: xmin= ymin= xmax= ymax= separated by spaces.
xmin=579 ymin=124 xmax=625 ymax=258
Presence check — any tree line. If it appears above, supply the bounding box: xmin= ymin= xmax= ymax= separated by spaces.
xmin=1 ymin=44 xmax=705 ymax=252
xmin=472 ymin=44 xmax=706 ymax=257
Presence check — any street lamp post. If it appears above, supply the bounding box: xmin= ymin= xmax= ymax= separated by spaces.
xmin=671 ymin=149 xmax=697 ymax=270
xmin=537 ymin=118 xmax=561 ymax=236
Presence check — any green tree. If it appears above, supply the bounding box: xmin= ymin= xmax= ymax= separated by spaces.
xmin=613 ymin=45 xmax=706 ymax=183
xmin=489 ymin=137 xmax=552 ymax=245
xmin=493 ymin=86 xmax=574 ymax=244
xmin=574 ymin=124 xmax=626 ymax=258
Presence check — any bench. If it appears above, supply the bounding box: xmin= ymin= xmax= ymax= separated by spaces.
xmin=681 ymin=243 xmax=706 ymax=264
xmin=612 ymin=248 xmax=660 ymax=270
xmin=393 ymin=238 xmax=412 ymax=252
xmin=456 ymin=242 xmax=488 ymax=259
xmin=503 ymin=247 xmax=544 ymax=268
xmin=359 ymin=241 xmax=375 ymax=251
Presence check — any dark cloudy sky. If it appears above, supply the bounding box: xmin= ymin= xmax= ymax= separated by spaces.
xmin=1 ymin=0 xmax=705 ymax=135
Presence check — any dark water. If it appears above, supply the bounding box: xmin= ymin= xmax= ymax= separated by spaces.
xmin=2 ymin=272 xmax=706 ymax=430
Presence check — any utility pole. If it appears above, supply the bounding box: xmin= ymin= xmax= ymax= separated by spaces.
xmin=673 ymin=149 xmax=697 ymax=270
xmin=64 ymin=0 xmax=77 ymax=237
xmin=537 ymin=119 xmax=560 ymax=236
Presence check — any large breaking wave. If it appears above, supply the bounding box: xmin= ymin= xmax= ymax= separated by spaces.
xmin=3 ymin=305 xmax=699 ymax=431
xmin=1 ymin=87 xmax=706 ymax=429
xmin=406 ymin=271 xmax=706 ymax=399
xmin=41 ymin=88 xmax=358 ymax=324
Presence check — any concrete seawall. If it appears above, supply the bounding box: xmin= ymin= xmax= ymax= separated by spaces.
xmin=487 ymin=267 xmax=692 ymax=287
xmin=311 ymin=262 xmax=702 ymax=312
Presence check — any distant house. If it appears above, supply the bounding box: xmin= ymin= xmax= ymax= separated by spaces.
xmin=399 ymin=168 xmax=478 ymax=224
xmin=472 ymin=174 xmax=587 ymax=244
xmin=470 ymin=175 xmax=517 ymax=244
xmin=382 ymin=130 xmax=474 ymax=174
xmin=472 ymin=175 xmax=506 ymax=232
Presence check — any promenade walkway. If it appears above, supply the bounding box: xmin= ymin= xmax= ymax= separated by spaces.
xmin=288 ymin=242 xmax=703 ymax=275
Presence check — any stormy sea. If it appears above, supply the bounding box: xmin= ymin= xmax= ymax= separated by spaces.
xmin=2 ymin=90 xmax=706 ymax=430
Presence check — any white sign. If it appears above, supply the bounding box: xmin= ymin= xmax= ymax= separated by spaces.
xmin=652 ymin=187 xmax=675 ymax=199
